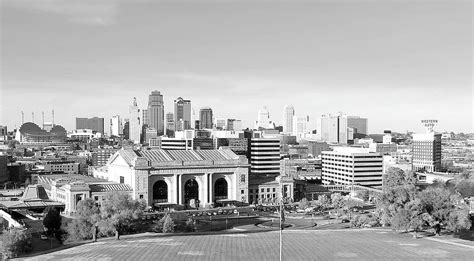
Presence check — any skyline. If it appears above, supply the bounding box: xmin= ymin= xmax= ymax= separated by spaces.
xmin=1 ymin=0 xmax=472 ymax=134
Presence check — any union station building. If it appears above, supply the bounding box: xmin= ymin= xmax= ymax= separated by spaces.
xmin=98 ymin=148 xmax=250 ymax=208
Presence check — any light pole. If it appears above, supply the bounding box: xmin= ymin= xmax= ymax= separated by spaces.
xmin=279 ymin=179 xmax=284 ymax=261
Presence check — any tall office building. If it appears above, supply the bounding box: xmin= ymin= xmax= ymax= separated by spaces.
xmin=110 ymin=115 xmax=123 ymax=137
xmin=412 ymin=120 xmax=442 ymax=173
xmin=215 ymin=118 xmax=226 ymax=130
xmin=283 ymin=105 xmax=295 ymax=134
xmin=174 ymin=97 xmax=191 ymax=131
xmin=166 ymin=112 xmax=175 ymax=137
xmin=256 ymin=106 xmax=270 ymax=129
xmin=292 ymin=115 xmax=310 ymax=142
xmin=129 ymin=97 xmax=141 ymax=144
xmin=347 ymin=116 xmax=368 ymax=136
xmin=199 ymin=107 xmax=213 ymax=129
xmin=147 ymin=90 xmax=165 ymax=135
xmin=320 ymin=113 xmax=348 ymax=144
xmin=322 ymin=147 xmax=383 ymax=187
xmin=142 ymin=109 xmax=148 ymax=126
xmin=250 ymin=138 xmax=281 ymax=177
xmin=76 ymin=117 xmax=105 ymax=134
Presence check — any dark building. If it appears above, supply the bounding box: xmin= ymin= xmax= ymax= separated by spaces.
xmin=92 ymin=149 xmax=118 ymax=166
xmin=300 ymin=140 xmax=331 ymax=157
xmin=147 ymin=90 xmax=165 ymax=135
xmin=123 ymin=121 xmax=130 ymax=140
xmin=76 ymin=117 xmax=105 ymax=134
xmin=215 ymin=138 xmax=248 ymax=156
xmin=193 ymin=138 xmax=214 ymax=150
xmin=199 ymin=107 xmax=213 ymax=129
xmin=0 ymin=155 xmax=8 ymax=183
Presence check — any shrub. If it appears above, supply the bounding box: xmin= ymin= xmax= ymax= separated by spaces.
xmin=0 ymin=228 xmax=33 ymax=259
xmin=162 ymin=214 xmax=175 ymax=233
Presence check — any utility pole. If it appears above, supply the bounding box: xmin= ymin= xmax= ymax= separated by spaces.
xmin=279 ymin=179 xmax=284 ymax=261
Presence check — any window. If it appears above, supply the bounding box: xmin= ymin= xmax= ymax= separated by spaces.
xmin=273 ymin=188 xmax=276 ymax=192
xmin=94 ymin=196 xmax=99 ymax=201
xmin=139 ymin=194 xmax=144 ymax=199
xmin=261 ymin=188 xmax=264 ymax=193
xmin=240 ymin=175 xmax=246 ymax=182
xmin=120 ymin=176 xmax=124 ymax=184
xmin=267 ymin=188 xmax=270 ymax=192
xmin=241 ymin=190 xmax=245 ymax=194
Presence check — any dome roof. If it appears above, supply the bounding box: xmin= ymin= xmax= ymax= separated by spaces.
xmin=50 ymin=125 xmax=67 ymax=134
xmin=19 ymin=122 xmax=43 ymax=135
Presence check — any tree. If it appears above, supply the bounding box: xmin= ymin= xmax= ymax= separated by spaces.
xmin=330 ymin=193 xmax=345 ymax=218
xmin=63 ymin=198 xmax=100 ymax=242
xmin=162 ymin=214 xmax=175 ymax=233
xmin=0 ymin=228 xmax=33 ymax=259
xmin=455 ymin=179 xmax=474 ymax=198
xmin=43 ymin=207 xmax=62 ymax=236
xmin=384 ymin=167 xmax=417 ymax=189
xmin=99 ymin=192 xmax=145 ymax=240
xmin=299 ymin=198 xmax=310 ymax=209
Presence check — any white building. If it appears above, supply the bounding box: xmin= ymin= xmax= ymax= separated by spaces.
xmin=283 ymin=105 xmax=295 ymax=134
xmin=412 ymin=132 xmax=442 ymax=173
xmin=256 ymin=106 xmax=270 ymax=129
xmin=322 ymin=147 xmax=383 ymax=187
xmin=110 ymin=115 xmax=123 ymax=137
xmin=129 ymin=97 xmax=141 ymax=144
xmin=292 ymin=115 xmax=310 ymax=142
xmin=104 ymin=149 xmax=249 ymax=207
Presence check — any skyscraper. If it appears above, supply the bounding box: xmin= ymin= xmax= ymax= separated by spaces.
xmin=174 ymin=97 xmax=191 ymax=131
xmin=199 ymin=107 xmax=213 ymax=129
xmin=227 ymin=119 xmax=242 ymax=131
xmin=283 ymin=105 xmax=295 ymax=134
xmin=147 ymin=90 xmax=164 ymax=135
xmin=76 ymin=117 xmax=105 ymax=134
xmin=129 ymin=97 xmax=141 ymax=143
xmin=256 ymin=106 xmax=270 ymax=129
xmin=292 ymin=115 xmax=309 ymax=141
xmin=110 ymin=115 xmax=123 ymax=137
xmin=320 ymin=113 xmax=348 ymax=144
xmin=166 ymin=112 xmax=175 ymax=137
xmin=142 ymin=109 xmax=148 ymax=126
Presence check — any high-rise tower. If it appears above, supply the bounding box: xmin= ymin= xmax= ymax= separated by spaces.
xmin=199 ymin=107 xmax=213 ymax=129
xmin=283 ymin=105 xmax=295 ymax=134
xmin=129 ymin=97 xmax=141 ymax=143
xmin=174 ymin=97 xmax=191 ymax=131
xmin=147 ymin=91 xmax=164 ymax=135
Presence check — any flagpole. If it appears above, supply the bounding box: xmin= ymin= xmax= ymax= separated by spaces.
xmin=279 ymin=178 xmax=283 ymax=261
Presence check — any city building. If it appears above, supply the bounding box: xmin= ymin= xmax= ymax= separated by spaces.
xmin=174 ymin=97 xmax=191 ymax=131
xmin=142 ymin=109 xmax=149 ymax=127
xmin=320 ymin=113 xmax=348 ymax=144
xmin=35 ymin=174 xmax=132 ymax=215
xmin=347 ymin=116 xmax=368 ymax=136
xmin=226 ymin=119 xmax=242 ymax=131
xmin=0 ymin=154 xmax=8 ymax=183
xmin=36 ymin=161 xmax=80 ymax=174
xmin=92 ymin=149 xmax=119 ymax=166
xmin=15 ymin=122 xmax=67 ymax=145
xmin=144 ymin=127 xmax=159 ymax=144
xmin=250 ymin=138 xmax=281 ymax=177
xmin=248 ymin=176 xmax=295 ymax=205
xmin=199 ymin=107 xmax=213 ymax=129
xmin=147 ymin=91 xmax=165 ymax=135
xmin=68 ymin=129 xmax=101 ymax=141
xmin=166 ymin=112 xmax=175 ymax=137
xmin=160 ymin=137 xmax=193 ymax=150
xmin=193 ymin=138 xmax=214 ymax=150
xmin=123 ymin=120 xmax=130 ymax=140
xmin=256 ymin=106 xmax=270 ymax=129
xmin=102 ymin=148 xmax=249 ymax=207
xmin=215 ymin=118 xmax=226 ymax=130
xmin=76 ymin=117 xmax=105 ymax=135
xmin=322 ymin=147 xmax=383 ymax=187
xmin=110 ymin=115 xmax=123 ymax=137
xmin=129 ymin=97 xmax=141 ymax=144
xmin=283 ymin=105 xmax=295 ymax=134
xmin=292 ymin=115 xmax=310 ymax=142
xmin=412 ymin=120 xmax=442 ymax=173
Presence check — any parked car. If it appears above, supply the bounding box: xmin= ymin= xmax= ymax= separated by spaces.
xmin=40 ymin=234 xmax=48 ymax=240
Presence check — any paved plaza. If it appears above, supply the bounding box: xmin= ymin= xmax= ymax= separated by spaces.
xmin=21 ymin=229 xmax=474 ymax=260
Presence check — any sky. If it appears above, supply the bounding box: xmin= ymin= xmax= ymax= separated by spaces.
xmin=1 ymin=0 xmax=472 ymax=134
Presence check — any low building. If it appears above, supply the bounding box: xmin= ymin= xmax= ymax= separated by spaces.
xmin=248 ymin=176 xmax=295 ymax=205
xmin=322 ymin=147 xmax=383 ymax=187
xmin=92 ymin=149 xmax=118 ymax=166
xmin=36 ymin=161 xmax=79 ymax=174
xmin=105 ymin=148 xmax=250 ymax=208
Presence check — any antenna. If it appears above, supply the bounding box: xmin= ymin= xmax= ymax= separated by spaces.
xmin=21 ymin=111 xmax=24 ymax=124
xmin=52 ymin=110 xmax=55 ymax=125
xmin=42 ymin=111 xmax=45 ymax=128
xmin=32 ymin=112 xmax=35 ymax=123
